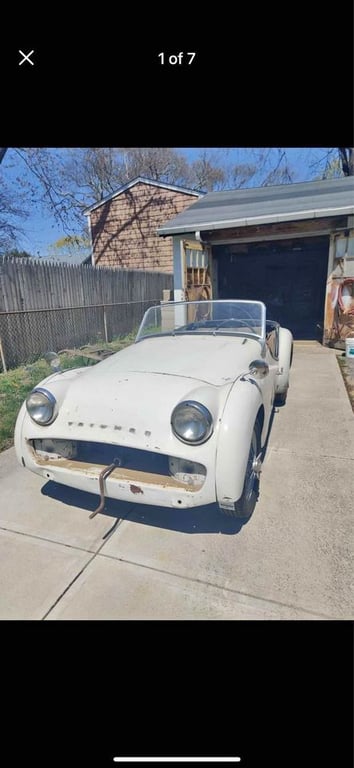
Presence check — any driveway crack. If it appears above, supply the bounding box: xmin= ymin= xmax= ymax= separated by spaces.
xmin=41 ymin=518 xmax=127 ymax=619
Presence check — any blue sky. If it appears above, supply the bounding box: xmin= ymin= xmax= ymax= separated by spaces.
xmin=1 ymin=147 xmax=328 ymax=258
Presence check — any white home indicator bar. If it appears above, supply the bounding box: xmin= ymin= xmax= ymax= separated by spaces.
xmin=113 ymin=757 xmax=241 ymax=763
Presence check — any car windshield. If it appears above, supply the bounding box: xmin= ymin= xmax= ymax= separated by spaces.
xmin=136 ymin=300 xmax=266 ymax=342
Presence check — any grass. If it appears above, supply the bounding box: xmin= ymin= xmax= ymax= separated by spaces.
xmin=0 ymin=331 xmax=136 ymax=453
xmin=0 ymin=360 xmax=52 ymax=452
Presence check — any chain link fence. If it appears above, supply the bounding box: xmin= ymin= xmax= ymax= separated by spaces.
xmin=0 ymin=299 xmax=159 ymax=372
xmin=0 ymin=257 xmax=173 ymax=372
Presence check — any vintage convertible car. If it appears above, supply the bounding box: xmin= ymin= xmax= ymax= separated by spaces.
xmin=15 ymin=300 xmax=293 ymax=519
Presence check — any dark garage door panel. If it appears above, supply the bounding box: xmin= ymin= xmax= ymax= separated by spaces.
xmin=215 ymin=237 xmax=329 ymax=339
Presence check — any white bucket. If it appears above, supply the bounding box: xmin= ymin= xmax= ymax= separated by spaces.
xmin=345 ymin=337 xmax=354 ymax=358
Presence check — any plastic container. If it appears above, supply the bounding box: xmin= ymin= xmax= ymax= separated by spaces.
xmin=345 ymin=338 xmax=354 ymax=358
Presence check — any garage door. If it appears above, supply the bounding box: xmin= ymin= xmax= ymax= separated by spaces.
xmin=214 ymin=236 xmax=329 ymax=339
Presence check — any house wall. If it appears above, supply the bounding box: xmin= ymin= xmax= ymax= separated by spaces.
xmin=90 ymin=183 xmax=198 ymax=273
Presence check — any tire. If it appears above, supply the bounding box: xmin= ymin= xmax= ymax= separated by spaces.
xmin=220 ymin=419 xmax=261 ymax=519
xmin=275 ymin=390 xmax=287 ymax=406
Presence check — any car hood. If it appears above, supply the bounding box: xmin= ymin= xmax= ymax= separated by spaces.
xmin=92 ymin=334 xmax=262 ymax=385
xmin=43 ymin=335 xmax=262 ymax=450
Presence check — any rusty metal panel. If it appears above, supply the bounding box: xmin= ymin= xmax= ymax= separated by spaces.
xmin=324 ymin=276 xmax=354 ymax=345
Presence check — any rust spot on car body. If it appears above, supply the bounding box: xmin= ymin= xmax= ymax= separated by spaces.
xmin=130 ymin=484 xmax=143 ymax=495
xmin=29 ymin=446 xmax=202 ymax=492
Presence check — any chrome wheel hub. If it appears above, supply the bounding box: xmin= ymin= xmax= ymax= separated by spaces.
xmin=244 ymin=435 xmax=262 ymax=502
xmin=252 ymin=453 xmax=262 ymax=476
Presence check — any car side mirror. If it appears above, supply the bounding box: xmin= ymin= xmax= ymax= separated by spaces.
xmin=249 ymin=359 xmax=269 ymax=378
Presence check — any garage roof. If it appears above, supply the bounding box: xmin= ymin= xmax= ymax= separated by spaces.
xmin=157 ymin=177 xmax=354 ymax=235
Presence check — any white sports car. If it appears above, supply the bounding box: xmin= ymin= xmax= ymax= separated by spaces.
xmin=15 ymin=300 xmax=293 ymax=519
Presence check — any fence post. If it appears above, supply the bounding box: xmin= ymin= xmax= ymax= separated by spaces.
xmin=0 ymin=336 xmax=7 ymax=373
xmin=103 ymin=305 xmax=108 ymax=343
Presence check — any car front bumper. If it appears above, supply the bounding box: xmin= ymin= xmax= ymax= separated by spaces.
xmin=19 ymin=436 xmax=217 ymax=510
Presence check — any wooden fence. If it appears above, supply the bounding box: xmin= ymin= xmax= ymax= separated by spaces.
xmin=0 ymin=257 xmax=173 ymax=370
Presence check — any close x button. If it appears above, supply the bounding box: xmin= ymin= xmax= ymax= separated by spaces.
xmin=18 ymin=49 xmax=34 ymax=66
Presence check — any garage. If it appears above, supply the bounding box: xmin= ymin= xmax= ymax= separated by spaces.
xmin=158 ymin=177 xmax=354 ymax=345
xmin=214 ymin=236 xmax=329 ymax=339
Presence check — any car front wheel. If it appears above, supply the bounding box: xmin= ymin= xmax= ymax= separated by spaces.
xmin=219 ymin=419 xmax=261 ymax=519
xmin=275 ymin=390 xmax=287 ymax=406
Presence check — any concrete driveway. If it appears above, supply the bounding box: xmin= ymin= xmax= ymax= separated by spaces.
xmin=0 ymin=342 xmax=353 ymax=620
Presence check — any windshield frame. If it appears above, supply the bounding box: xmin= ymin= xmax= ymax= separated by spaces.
xmin=135 ymin=300 xmax=266 ymax=343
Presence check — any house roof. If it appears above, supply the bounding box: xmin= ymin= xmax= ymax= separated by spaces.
xmin=84 ymin=176 xmax=202 ymax=215
xmin=157 ymin=177 xmax=354 ymax=236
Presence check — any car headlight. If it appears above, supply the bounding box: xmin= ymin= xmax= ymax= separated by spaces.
xmin=26 ymin=387 xmax=57 ymax=425
xmin=171 ymin=400 xmax=213 ymax=445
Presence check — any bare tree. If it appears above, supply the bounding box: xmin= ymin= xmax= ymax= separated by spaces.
xmin=115 ymin=148 xmax=192 ymax=187
xmin=0 ymin=177 xmax=28 ymax=250
xmin=229 ymin=162 xmax=259 ymax=188
xmin=292 ymin=147 xmax=354 ymax=180
xmin=13 ymin=148 xmax=82 ymax=230
xmin=57 ymin=147 xmax=196 ymax=214
xmin=189 ymin=148 xmax=296 ymax=191
xmin=62 ymin=148 xmax=122 ymax=202
xmin=0 ymin=148 xmax=89 ymax=249
xmin=189 ymin=150 xmax=227 ymax=190
xmin=338 ymin=148 xmax=354 ymax=176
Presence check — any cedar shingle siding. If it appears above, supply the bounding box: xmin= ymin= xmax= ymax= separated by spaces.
xmin=90 ymin=182 xmax=197 ymax=272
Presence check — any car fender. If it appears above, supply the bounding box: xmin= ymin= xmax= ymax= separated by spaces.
xmin=276 ymin=327 xmax=293 ymax=394
xmin=215 ymin=377 xmax=263 ymax=507
xmin=14 ymin=401 xmax=27 ymax=465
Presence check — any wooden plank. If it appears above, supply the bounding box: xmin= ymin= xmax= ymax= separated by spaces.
xmin=0 ymin=260 xmax=9 ymax=312
xmin=205 ymin=216 xmax=347 ymax=244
